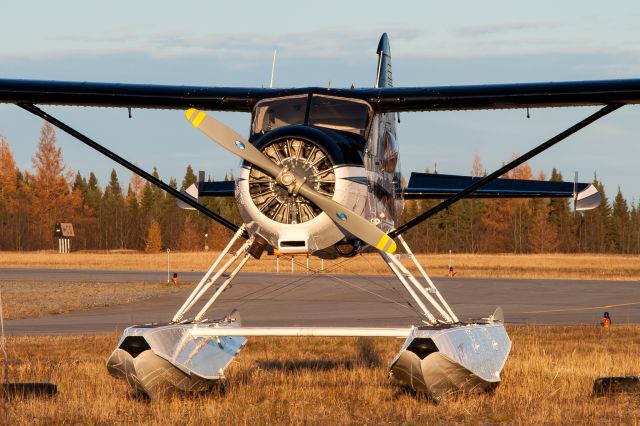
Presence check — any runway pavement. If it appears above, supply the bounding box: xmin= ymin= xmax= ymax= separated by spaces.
xmin=3 ymin=268 xmax=639 ymax=335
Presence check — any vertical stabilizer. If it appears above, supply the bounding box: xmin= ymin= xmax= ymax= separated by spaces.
xmin=376 ymin=33 xmax=392 ymax=88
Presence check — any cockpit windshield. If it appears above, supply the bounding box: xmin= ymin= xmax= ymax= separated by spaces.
xmin=252 ymin=94 xmax=371 ymax=137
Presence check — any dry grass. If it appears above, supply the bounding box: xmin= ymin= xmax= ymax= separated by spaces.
xmin=2 ymin=250 xmax=640 ymax=280
xmin=1 ymin=326 xmax=639 ymax=424
xmin=0 ymin=281 xmax=184 ymax=320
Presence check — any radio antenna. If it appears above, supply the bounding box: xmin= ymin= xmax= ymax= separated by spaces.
xmin=269 ymin=50 xmax=277 ymax=88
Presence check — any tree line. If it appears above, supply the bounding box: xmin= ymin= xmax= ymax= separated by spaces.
xmin=401 ymin=154 xmax=640 ymax=254
xmin=1 ymin=122 xmax=639 ymax=254
xmin=0 ymin=122 xmax=238 ymax=252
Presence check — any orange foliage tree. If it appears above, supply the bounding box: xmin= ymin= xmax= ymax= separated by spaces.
xmin=145 ymin=219 xmax=163 ymax=253
xmin=24 ymin=122 xmax=82 ymax=249
xmin=0 ymin=135 xmax=22 ymax=249
xmin=178 ymin=214 xmax=202 ymax=251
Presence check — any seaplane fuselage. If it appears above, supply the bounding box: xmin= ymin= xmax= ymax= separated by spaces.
xmin=237 ymin=93 xmax=401 ymax=257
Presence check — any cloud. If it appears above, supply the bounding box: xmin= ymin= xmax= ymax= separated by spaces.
xmin=0 ymin=28 xmax=424 ymax=61
xmin=455 ymin=21 xmax=561 ymax=37
xmin=2 ymin=26 xmax=640 ymax=66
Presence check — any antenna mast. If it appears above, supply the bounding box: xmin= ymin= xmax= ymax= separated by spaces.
xmin=269 ymin=50 xmax=277 ymax=88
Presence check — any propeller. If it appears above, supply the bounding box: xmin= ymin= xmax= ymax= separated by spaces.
xmin=185 ymin=108 xmax=396 ymax=254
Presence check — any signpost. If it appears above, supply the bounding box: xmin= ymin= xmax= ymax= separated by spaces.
xmin=166 ymin=248 xmax=171 ymax=283
xmin=54 ymin=223 xmax=74 ymax=253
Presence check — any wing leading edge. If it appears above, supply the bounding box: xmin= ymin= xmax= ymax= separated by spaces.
xmin=1 ymin=77 xmax=640 ymax=112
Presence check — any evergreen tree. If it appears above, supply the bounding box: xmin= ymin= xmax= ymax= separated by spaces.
xmin=72 ymin=171 xmax=88 ymax=198
xmin=548 ymin=168 xmax=576 ymax=252
xmin=70 ymin=171 xmax=93 ymax=250
xmin=85 ymin=172 xmax=102 ymax=211
xmin=125 ymin=184 xmax=145 ymax=249
xmin=160 ymin=176 xmax=183 ymax=250
xmin=577 ymin=175 xmax=612 ymax=252
xmin=180 ymin=165 xmax=198 ymax=192
xmin=611 ymin=187 xmax=630 ymax=253
xmin=630 ymin=201 xmax=640 ymax=254
xmin=100 ymin=169 xmax=127 ymax=249
xmin=141 ymin=167 xmax=164 ymax=220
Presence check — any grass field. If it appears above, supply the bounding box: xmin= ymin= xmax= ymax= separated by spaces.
xmin=2 ymin=250 xmax=640 ymax=280
xmin=1 ymin=325 xmax=638 ymax=424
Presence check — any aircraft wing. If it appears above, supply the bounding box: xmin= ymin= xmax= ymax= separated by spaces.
xmin=366 ymin=79 xmax=640 ymax=112
xmin=1 ymin=78 xmax=640 ymax=112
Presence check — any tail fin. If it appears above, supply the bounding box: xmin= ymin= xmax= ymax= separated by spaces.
xmin=376 ymin=33 xmax=392 ymax=88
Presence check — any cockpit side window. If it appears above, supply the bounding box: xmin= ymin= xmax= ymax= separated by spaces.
xmin=381 ymin=131 xmax=398 ymax=173
xmin=252 ymin=95 xmax=307 ymax=134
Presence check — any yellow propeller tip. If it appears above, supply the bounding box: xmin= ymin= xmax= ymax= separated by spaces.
xmin=375 ymin=234 xmax=396 ymax=253
xmin=185 ymin=109 xmax=206 ymax=128
xmin=185 ymin=108 xmax=198 ymax=120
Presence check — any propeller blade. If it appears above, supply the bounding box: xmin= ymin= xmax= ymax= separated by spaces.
xmin=296 ymin=183 xmax=397 ymax=253
xmin=185 ymin=108 xmax=280 ymax=177
xmin=185 ymin=108 xmax=396 ymax=254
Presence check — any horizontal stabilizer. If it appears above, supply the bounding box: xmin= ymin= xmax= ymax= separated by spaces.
xmin=575 ymin=184 xmax=601 ymax=211
xmin=176 ymin=181 xmax=235 ymax=210
xmin=404 ymin=172 xmax=594 ymax=201
xmin=198 ymin=180 xmax=235 ymax=197
xmin=176 ymin=183 xmax=199 ymax=210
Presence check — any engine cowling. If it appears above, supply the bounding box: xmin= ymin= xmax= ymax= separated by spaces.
xmin=236 ymin=126 xmax=368 ymax=254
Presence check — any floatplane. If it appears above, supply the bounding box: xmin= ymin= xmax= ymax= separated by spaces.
xmin=4 ymin=32 xmax=636 ymax=399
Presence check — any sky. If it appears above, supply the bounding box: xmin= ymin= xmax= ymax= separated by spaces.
xmin=1 ymin=1 xmax=639 ymax=204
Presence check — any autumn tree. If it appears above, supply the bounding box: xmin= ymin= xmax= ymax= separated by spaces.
xmin=178 ymin=214 xmax=202 ymax=251
xmin=479 ymin=198 xmax=512 ymax=252
xmin=527 ymin=198 xmax=559 ymax=253
xmin=506 ymin=159 xmax=534 ymax=253
xmin=0 ymin=135 xmax=23 ymax=249
xmin=129 ymin=171 xmax=145 ymax=201
xmin=25 ymin=122 xmax=82 ymax=249
xmin=145 ymin=219 xmax=162 ymax=253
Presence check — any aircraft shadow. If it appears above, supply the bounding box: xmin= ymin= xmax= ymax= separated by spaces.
xmin=256 ymin=359 xmax=355 ymax=372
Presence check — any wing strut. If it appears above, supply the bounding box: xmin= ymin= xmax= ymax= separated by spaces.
xmin=390 ymin=103 xmax=623 ymax=238
xmin=18 ymin=103 xmax=245 ymax=236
